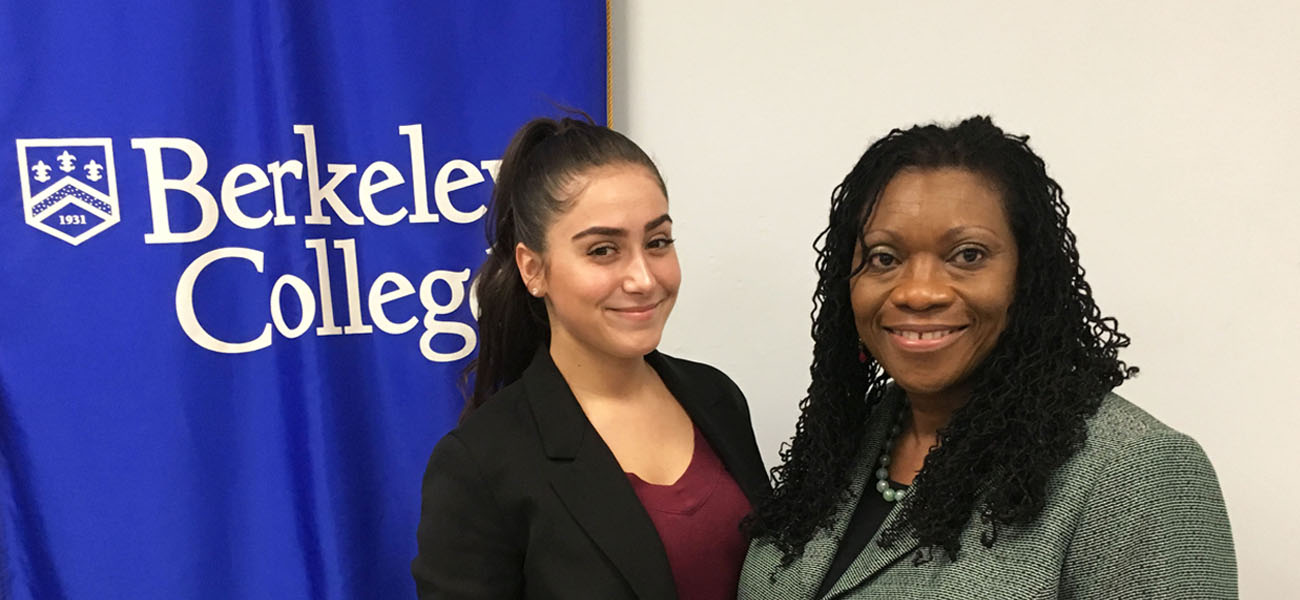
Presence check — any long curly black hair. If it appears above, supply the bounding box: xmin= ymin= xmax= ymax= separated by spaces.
xmin=746 ymin=116 xmax=1137 ymax=563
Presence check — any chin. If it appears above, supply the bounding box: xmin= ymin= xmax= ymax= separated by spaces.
xmin=890 ymin=373 xmax=964 ymax=397
xmin=610 ymin=333 xmax=663 ymax=359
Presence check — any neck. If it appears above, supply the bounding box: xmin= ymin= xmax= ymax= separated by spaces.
xmin=547 ymin=328 xmax=652 ymax=401
xmin=902 ymin=384 xmax=970 ymax=443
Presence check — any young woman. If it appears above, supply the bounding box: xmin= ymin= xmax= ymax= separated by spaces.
xmin=739 ymin=117 xmax=1235 ymax=599
xmin=412 ymin=117 xmax=768 ymax=599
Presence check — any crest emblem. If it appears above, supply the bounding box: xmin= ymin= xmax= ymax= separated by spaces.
xmin=16 ymin=138 xmax=119 ymax=245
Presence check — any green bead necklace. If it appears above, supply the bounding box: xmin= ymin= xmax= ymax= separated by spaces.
xmin=873 ymin=401 xmax=909 ymax=503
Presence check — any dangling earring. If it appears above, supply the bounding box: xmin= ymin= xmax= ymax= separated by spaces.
xmin=858 ymin=341 xmax=869 ymax=363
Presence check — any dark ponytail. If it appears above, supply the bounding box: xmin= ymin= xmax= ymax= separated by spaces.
xmin=461 ymin=115 xmax=665 ymax=423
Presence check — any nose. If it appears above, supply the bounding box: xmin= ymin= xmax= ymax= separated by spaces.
xmin=622 ymin=249 xmax=655 ymax=294
xmin=888 ymin=256 xmax=954 ymax=312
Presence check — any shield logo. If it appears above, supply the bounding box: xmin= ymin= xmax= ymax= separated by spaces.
xmin=16 ymin=137 xmax=120 ymax=245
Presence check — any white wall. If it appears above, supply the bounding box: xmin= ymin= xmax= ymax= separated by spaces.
xmin=613 ymin=1 xmax=1299 ymax=596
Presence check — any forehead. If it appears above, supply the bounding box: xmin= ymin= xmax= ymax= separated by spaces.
xmin=864 ymin=168 xmax=1010 ymax=237
xmin=550 ymin=165 xmax=668 ymax=232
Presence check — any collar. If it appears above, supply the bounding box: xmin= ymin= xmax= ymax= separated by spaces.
xmin=521 ymin=346 xmax=725 ymax=460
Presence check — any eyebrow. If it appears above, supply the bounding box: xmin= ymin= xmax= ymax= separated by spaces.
xmin=571 ymin=213 xmax=673 ymax=241
xmin=940 ymin=225 xmax=998 ymax=240
xmin=863 ymin=225 xmax=999 ymax=243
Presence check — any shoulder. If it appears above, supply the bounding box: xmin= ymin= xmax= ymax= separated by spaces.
xmin=1084 ymin=392 xmax=1178 ymax=442
xmin=429 ymin=379 xmax=539 ymax=475
xmin=651 ymin=351 xmax=751 ymax=411
xmin=652 ymin=351 xmax=737 ymax=383
xmin=1056 ymin=395 xmax=1237 ymax=596
xmin=419 ymin=381 xmax=549 ymax=531
xmin=650 ymin=351 xmax=745 ymax=395
xmin=1050 ymin=392 xmax=1229 ymax=535
xmin=1072 ymin=393 xmax=1213 ymax=473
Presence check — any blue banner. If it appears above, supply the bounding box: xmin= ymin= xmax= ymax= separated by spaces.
xmin=0 ymin=2 xmax=606 ymax=598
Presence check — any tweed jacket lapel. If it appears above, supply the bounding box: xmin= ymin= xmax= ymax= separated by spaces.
xmin=524 ymin=349 xmax=677 ymax=600
xmin=741 ymin=390 xmax=916 ymax=600
xmin=816 ymin=392 xmax=920 ymax=597
xmin=818 ymin=389 xmax=920 ymax=598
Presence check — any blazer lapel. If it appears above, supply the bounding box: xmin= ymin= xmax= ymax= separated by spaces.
xmin=524 ymin=350 xmax=677 ymax=600
xmin=646 ymin=352 xmax=770 ymax=506
xmin=749 ymin=392 xmax=913 ymax=600
xmin=821 ymin=391 xmax=919 ymax=599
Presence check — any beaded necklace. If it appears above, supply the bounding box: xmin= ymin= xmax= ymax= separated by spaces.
xmin=873 ymin=400 xmax=909 ymax=503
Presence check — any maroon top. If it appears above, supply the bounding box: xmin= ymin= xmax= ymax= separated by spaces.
xmin=625 ymin=425 xmax=752 ymax=600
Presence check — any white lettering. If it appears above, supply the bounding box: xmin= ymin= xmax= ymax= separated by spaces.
xmin=402 ymin=124 xmax=438 ymax=224
xmin=434 ymin=159 xmax=487 ymax=224
xmin=479 ymin=160 xmax=502 ymax=182
xmin=357 ymin=161 xmax=408 ymax=226
xmin=418 ymin=269 xmax=476 ymax=362
xmin=132 ymin=137 xmax=219 ymax=244
xmin=132 ymin=126 xmax=497 ymax=232
xmin=175 ymin=247 xmax=272 ymax=353
xmin=266 ymin=160 xmax=303 ymax=226
xmin=270 ymin=274 xmax=316 ymax=338
xmin=305 ymin=238 xmax=343 ymax=336
xmin=296 ymin=125 xmax=363 ymax=225
xmin=369 ymin=272 xmax=418 ymax=334
xmin=220 ymin=163 xmax=272 ymax=229
xmin=334 ymin=238 xmax=373 ymax=335
xmin=172 ymin=241 xmax=479 ymax=361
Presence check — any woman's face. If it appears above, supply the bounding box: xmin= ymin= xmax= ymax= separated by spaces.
xmin=520 ymin=164 xmax=679 ymax=361
xmin=851 ymin=167 xmax=1018 ymax=397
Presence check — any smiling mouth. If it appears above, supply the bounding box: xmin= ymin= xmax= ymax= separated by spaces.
xmin=883 ymin=326 xmax=969 ymax=351
xmin=887 ymin=327 xmax=965 ymax=340
xmin=608 ymin=301 xmax=662 ymax=320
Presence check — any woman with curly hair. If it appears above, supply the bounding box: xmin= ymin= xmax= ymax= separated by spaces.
xmin=738 ymin=117 xmax=1236 ymax=599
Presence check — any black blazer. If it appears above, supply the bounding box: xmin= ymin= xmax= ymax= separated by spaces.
xmin=412 ymin=349 xmax=770 ymax=599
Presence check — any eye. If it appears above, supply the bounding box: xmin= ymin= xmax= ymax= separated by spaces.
xmin=952 ymin=246 xmax=987 ymax=265
xmin=866 ymin=249 xmax=900 ymax=270
xmin=587 ymin=244 xmax=617 ymax=258
xmin=647 ymin=237 xmax=675 ymax=250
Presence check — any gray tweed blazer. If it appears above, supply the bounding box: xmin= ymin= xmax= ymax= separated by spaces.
xmin=739 ymin=392 xmax=1236 ymax=599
